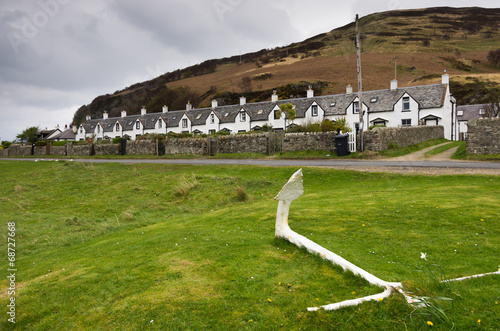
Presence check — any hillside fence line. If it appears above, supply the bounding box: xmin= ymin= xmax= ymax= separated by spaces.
xmin=0 ymin=126 xmax=446 ymax=157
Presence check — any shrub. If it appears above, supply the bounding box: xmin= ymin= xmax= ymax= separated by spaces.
xmin=369 ymin=124 xmax=387 ymax=130
xmin=388 ymin=141 xmax=400 ymax=150
xmin=487 ymin=48 xmax=500 ymax=68
xmin=235 ymin=186 xmax=248 ymax=202
xmin=1 ymin=141 xmax=12 ymax=149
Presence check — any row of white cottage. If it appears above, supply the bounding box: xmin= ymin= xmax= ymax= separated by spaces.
xmin=76 ymin=74 xmax=458 ymax=141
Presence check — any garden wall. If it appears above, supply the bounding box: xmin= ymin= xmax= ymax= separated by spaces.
xmin=68 ymin=143 xmax=93 ymax=156
xmin=282 ymin=132 xmax=337 ymax=152
xmin=94 ymin=144 xmax=120 ymax=155
xmin=466 ymin=118 xmax=500 ymax=155
xmin=165 ymin=137 xmax=207 ymax=155
xmin=363 ymin=126 xmax=444 ymax=152
xmin=126 ymin=140 xmax=157 ymax=155
xmin=218 ymin=134 xmax=269 ymax=154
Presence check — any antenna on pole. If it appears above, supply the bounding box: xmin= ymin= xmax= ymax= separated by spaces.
xmin=356 ymin=14 xmax=364 ymax=152
xmin=391 ymin=56 xmax=399 ymax=80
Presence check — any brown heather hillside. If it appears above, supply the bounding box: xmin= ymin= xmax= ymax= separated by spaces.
xmin=72 ymin=7 xmax=500 ymax=125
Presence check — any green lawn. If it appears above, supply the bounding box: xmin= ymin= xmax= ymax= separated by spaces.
xmin=0 ymin=161 xmax=498 ymax=330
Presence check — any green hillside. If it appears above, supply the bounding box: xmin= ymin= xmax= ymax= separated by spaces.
xmin=72 ymin=7 xmax=500 ymax=125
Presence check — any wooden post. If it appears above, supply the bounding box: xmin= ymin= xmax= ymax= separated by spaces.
xmin=356 ymin=14 xmax=364 ymax=152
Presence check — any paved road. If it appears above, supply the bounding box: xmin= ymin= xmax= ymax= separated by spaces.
xmin=3 ymin=157 xmax=500 ymax=170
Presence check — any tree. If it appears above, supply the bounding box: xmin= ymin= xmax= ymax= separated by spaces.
xmin=487 ymin=48 xmax=500 ymax=68
xmin=16 ymin=126 xmax=39 ymax=144
xmin=278 ymin=103 xmax=296 ymax=130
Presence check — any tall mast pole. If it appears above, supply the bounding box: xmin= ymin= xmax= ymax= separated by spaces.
xmin=356 ymin=14 xmax=364 ymax=152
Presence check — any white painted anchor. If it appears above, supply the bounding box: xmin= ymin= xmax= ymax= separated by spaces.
xmin=274 ymin=169 xmax=500 ymax=311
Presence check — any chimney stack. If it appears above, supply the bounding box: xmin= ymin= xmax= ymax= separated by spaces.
xmin=162 ymin=105 xmax=168 ymax=113
xmin=390 ymin=80 xmax=398 ymax=91
xmin=186 ymin=101 xmax=192 ymax=111
xmin=211 ymin=99 xmax=218 ymax=108
xmin=121 ymin=110 xmax=127 ymax=118
xmin=441 ymin=70 xmax=449 ymax=85
xmin=141 ymin=106 xmax=147 ymax=115
xmin=103 ymin=111 xmax=108 ymax=119
xmin=240 ymin=96 xmax=246 ymax=105
xmin=346 ymin=84 xmax=353 ymax=95
xmin=307 ymin=86 xmax=314 ymax=98
xmin=85 ymin=114 xmax=91 ymax=121
xmin=272 ymin=90 xmax=278 ymax=102
xmin=72 ymin=123 xmax=77 ymax=133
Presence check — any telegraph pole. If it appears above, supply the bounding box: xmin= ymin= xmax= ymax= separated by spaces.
xmin=356 ymin=14 xmax=364 ymax=152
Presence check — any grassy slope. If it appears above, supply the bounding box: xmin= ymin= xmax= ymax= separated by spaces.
xmin=73 ymin=7 xmax=500 ymax=122
xmin=0 ymin=161 xmax=499 ymax=330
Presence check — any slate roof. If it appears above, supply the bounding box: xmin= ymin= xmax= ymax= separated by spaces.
xmin=162 ymin=110 xmax=184 ymax=128
xmin=457 ymin=103 xmax=498 ymax=121
xmin=50 ymin=128 xmax=76 ymax=140
xmin=314 ymin=84 xmax=446 ymax=115
xmin=79 ymin=83 xmax=448 ymax=132
xmin=214 ymin=105 xmax=244 ymax=124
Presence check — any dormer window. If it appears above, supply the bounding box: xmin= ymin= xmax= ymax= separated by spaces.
xmin=136 ymin=121 xmax=140 ymax=129
xmin=210 ymin=114 xmax=215 ymax=124
xmin=97 ymin=125 xmax=100 ymax=133
xmin=311 ymin=105 xmax=318 ymax=117
xmin=182 ymin=118 xmax=188 ymax=128
xmin=274 ymin=109 xmax=281 ymax=120
xmin=353 ymin=102 xmax=359 ymax=114
xmin=158 ymin=120 xmax=162 ymax=128
xmin=403 ymin=97 xmax=410 ymax=111
xmin=116 ymin=123 xmax=120 ymax=131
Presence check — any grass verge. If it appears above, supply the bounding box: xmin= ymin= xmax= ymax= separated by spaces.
xmin=0 ymin=161 xmax=498 ymax=330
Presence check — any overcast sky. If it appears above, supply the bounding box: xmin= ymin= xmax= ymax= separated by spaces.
xmin=0 ymin=0 xmax=498 ymax=141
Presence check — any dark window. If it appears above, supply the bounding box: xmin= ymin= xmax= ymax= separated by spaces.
xmin=136 ymin=121 xmax=140 ymax=129
xmin=158 ymin=120 xmax=162 ymax=128
xmin=182 ymin=119 xmax=188 ymax=128
xmin=240 ymin=112 xmax=246 ymax=122
xmin=116 ymin=123 xmax=120 ymax=131
xmin=210 ymin=114 xmax=215 ymax=124
xmin=402 ymin=119 xmax=411 ymax=127
xmin=274 ymin=109 xmax=281 ymax=120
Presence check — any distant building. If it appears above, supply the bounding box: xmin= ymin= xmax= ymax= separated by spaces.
xmin=456 ymin=103 xmax=499 ymax=140
xmin=75 ymin=73 xmax=458 ymax=141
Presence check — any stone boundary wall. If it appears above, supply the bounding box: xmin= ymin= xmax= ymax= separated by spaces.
xmin=126 ymin=140 xmax=157 ymax=155
xmin=51 ymin=146 xmax=67 ymax=156
xmin=69 ymin=144 xmax=93 ymax=156
xmin=466 ymin=118 xmax=500 ymax=155
xmin=218 ymin=134 xmax=269 ymax=154
xmin=0 ymin=126 xmax=448 ymax=157
xmin=283 ymin=132 xmax=337 ymax=153
xmin=0 ymin=149 xmax=8 ymax=157
xmin=165 ymin=137 xmax=207 ymax=155
xmin=363 ymin=126 xmax=444 ymax=152
xmin=94 ymin=144 xmax=120 ymax=155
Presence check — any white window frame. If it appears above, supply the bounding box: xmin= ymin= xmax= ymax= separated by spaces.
xmin=311 ymin=105 xmax=318 ymax=117
xmin=402 ymin=97 xmax=410 ymax=112
xmin=182 ymin=118 xmax=188 ymax=128
xmin=353 ymin=102 xmax=359 ymax=114
xmin=402 ymin=119 xmax=411 ymax=127
xmin=136 ymin=121 xmax=140 ymax=130
xmin=210 ymin=114 xmax=215 ymax=124
xmin=240 ymin=112 xmax=246 ymax=122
